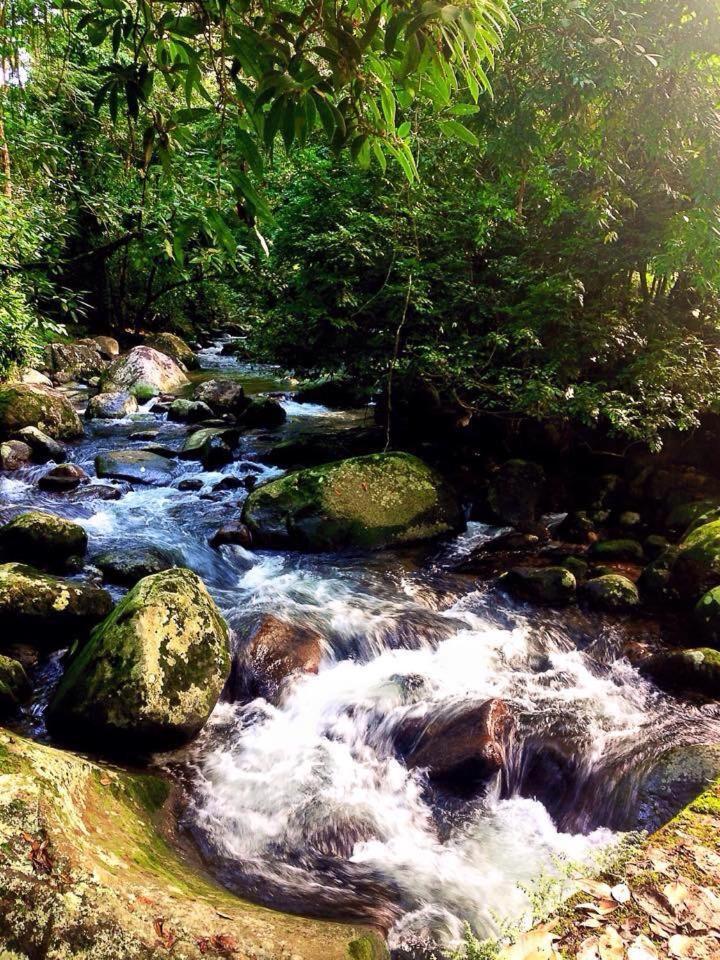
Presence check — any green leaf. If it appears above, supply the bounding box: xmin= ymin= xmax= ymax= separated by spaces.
xmin=380 ymin=84 xmax=396 ymax=130
xmin=438 ymin=118 xmax=479 ymax=146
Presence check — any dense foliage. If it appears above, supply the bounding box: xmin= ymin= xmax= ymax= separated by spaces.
xmin=1 ymin=0 xmax=719 ymax=446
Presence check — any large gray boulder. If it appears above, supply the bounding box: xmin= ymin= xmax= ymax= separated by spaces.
xmin=95 ymin=449 xmax=175 ymax=485
xmin=86 ymin=391 xmax=138 ymax=419
xmin=44 ymin=342 xmax=106 ymax=381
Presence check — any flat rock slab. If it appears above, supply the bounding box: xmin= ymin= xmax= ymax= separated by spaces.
xmin=95 ymin=449 xmax=175 ymax=485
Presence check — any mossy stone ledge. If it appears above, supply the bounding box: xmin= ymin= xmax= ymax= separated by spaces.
xmin=241 ymin=452 xmax=464 ymax=551
xmin=0 ymin=729 xmax=387 ymax=960
xmin=0 ymin=510 xmax=87 ymax=570
xmin=48 ymin=567 xmax=231 ymax=749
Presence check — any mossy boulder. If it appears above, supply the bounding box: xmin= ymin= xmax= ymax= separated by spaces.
xmin=0 ymin=511 xmax=87 ymax=569
xmin=0 ymin=563 xmax=112 ymax=646
xmin=500 ymin=566 xmax=576 ymax=606
xmin=242 ymin=452 xmax=464 ymax=551
xmin=147 ymin=332 xmax=199 ymax=370
xmin=665 ymin=499 xmax=720 ymax=536
xmin=0 ymin=729 xmax=385 ymax=960
xmin=168 ymin=398 xmax=213 ymax=423
xmin=193 ymin=378 xmax=248 ymax=416
xmin=44 ymin=341 xmax=106 ymax=381
xmin=0 ymin=439 xmax=32 ymax=471
xmin=560 ymin=556 xmax=589 ymax=582
xmin=580 ymin=574 xmax=640 ymax=611
xmin=14 ymin=425 xmax=66 ymax=462
xmin=296 ymin=376 xmax=372 ymax=409
xmin=694 ymin=587 xmax=720 ymax=649
xmin=238 ymin=396 xmax=287 ymax=428
xmin=669 ymin=519 xmax=720 ymax=600
xmin=638 ymin=546 xmax=679 ymax=604
xmin=48 ymin=568 xmax=231 ymax=748
xmin=102 ymin=346 xmax=188 ymax=398
xmin=0 ymin=654 xmax=30 ymax=715
xmin=93 ymin=545 xmax=177 ymax=586
xmin=641 ymin=647 xmax=720 ymax=698
xmin=181 ymin=427 xmax=237 ymax=467
xmin=96 ymin=449 xmax=175 ymax=485
xmin=0 ymin=383 xmax=83 ymax=440
xmin=589 ymin=539 xmax=644 ymax=563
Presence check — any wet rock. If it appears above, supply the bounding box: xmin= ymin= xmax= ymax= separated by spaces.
xmin=638 ymin=547 xmax=679 ymax=604
xmin=193 ymin=378 xmax=249 ymax=416
xmin=295 ymin=376 xmax=372 ymax=409
xmin=48 ymin=567 xmax=231 ymax=748
xmin=177 ymin=477 xmax=203 ymax=492
xmin=128 ymin=429 xmax=158 ymax=441
xmin=94 ymin=546 xmax=177 ymax=586
xmin=242 ymin=452 xmax=464 ymax=551
xmin=38 ymin=462 xmax=89 ymax=492
xmin=44 ymin=342 xmax=105 ymax=381
xmin=0 ymin=383 xmax=83 ymax=440
xmin=95 ymin=449 xmax=175 ymax=485
xmin=0 ymin=562 xmax=112 ymax=646
xmin=517 ymin=743 xmax=579 ymax=823
xmin=91 ymin=335 xmax=120 ymax=359
xmin=102 ymin=346 xmax=188 ymax=399
xmin=618 ymin=510 xmax=642 ymax=531
xmin=147 ymin=332 xmax=199 ymax=370
xmin=641 ymin=647 xmax=720 ymax=697
xmin=212 ymin=475 xmax=244 ymax=492
xmin=238 ymin=396 xmax=287 ymax=429
xmin=67 ymin=482 xmax=127 ymax=502
xmin=644 ymin=534 xmax=669 ymax=560
xmin=241 ymin=614 xmax=323 ymax=703
xmin=167 ymin=398 xmax=213 ymax=423
xmin=394 ymin=698 xmax=514 ymax=788
xmin=560 ymin=556 xmax=589 ymax=582
xmin=14 ymin=426 xmax=66 ymax=463
xmin=0 ymin=511 xmax=87 ymax=569
xmin=0 ymin=439 xmax=32 ymax=471
xmin=665 ymin=500 xmax=720 ymax=537
xmin=589 ymin=539 xmax=644 ymax=563
xmin=555 ymin=510 xmax=596 ymax=544
xmin=209 ymin=521 xmax=253 ymax=550
xmin=86 ymin=390 xmax=139 ymax=419
xmin=580 ymin=574 xmax=640 ymax=611
xmin=17 ymin=367 xmax=52 ymax=386
xmin=668 ymin=519 xmax=720 ymax=601
xmin=486 ymin=459 xmax=545 ymax=531
xmin=266 ymin=428 xmax=382 ymax=469
xmin=0 ymin=653 xmax=31 ymax=715
xmin=181 ymin=427 xmax=238 ymax=468
xmin=500 ymin=566 xmax=577 ymax=606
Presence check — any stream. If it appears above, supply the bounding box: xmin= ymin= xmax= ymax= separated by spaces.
xmin=3 ymin=341 xmax=720 ymax=957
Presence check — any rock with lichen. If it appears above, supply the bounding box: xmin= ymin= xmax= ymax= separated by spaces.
xmin=48 ymin=567 xmax=231 ymax=748
xmin=147 ymin=332 xmax=199 ymax=370
xmin=0 ymin=383 xmax=83 ymax=440
xmin=242 ymin=452 xmax=464 ymax=550
xmin=0 ymin=654 xmax=30 ymax=715
xmin=580 ymin=574 xmax=640 ymax=611
xmin=0 ymin=510 xmax=87 ymax=569
xmin=101 ymin=346 xmax=188 ymax=399
xmin=0 ymin=562 xmax=112 ymax=645
xmin=500 ymin=566 xmax=577 ymax=606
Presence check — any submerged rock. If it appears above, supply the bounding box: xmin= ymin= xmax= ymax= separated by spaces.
xmin=499 ymin=566 xmax=577 ymax=606
xmin=0 ymin=562 xmax=112 ymax=645
xmin=48 ymin=567 xmax=231 ymax=748
xmin=0 ymin=654 xmax=31 ymax=715
xmin=14 ymin=425 xmax=66 ymax=462
xmin=147 ymin=332 xmax=199 ymax=370
xmin=394 ymin=698 xmax=514 ymax=788
xmin=240 ymin=614 xmax=324 ymax=703
xmin=193 ymin=378 xmax=249 ymax=416
xmin=38 ymin=462 xmax=89 ymax=492
xmin=0 ymin=511 xmax=87 ymax=569
xmin=95 ymin=449 xmax=175 ymax=485
xmin=93 ymin=546 xmax=177 ymax=586
xmin=0 ymin=383 xmax=83 ymax=440
xmin=86 ymin=390 xmax=139 ymax=419
xmin=580 ymin=574 xmax=640 ymax=611
xmin=102 ymin=346 xmax=188 ymax=399
xmin=242 ymin=452 xmax=464 ymax=551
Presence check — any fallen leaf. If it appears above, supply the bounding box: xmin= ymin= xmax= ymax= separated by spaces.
xmin=611 ymin=883 xmax=631 ymax=904
xmin=627 ymin=935 xmax=660 ymax=960
xmin=634 ymin=888 xmax=676 ymax=928
xmin=153 ymin=917 xmax=176 ymax=950
xmin=581 ymin=918 xmax=603 ymax=929
xmin=598 ymin=926 xmax=625 ymax=960
xmin=664 ymin=882 xmax=689 ymax=911
xmin=579 ymin=881 xmax=614 ymax=900
xmin=499 ymin=923 xmax=559 ymax=959
xmin=577 ymin=937 xmax=600 ymax=960
xmin=668 ymin=934 xmax=717 ymax=959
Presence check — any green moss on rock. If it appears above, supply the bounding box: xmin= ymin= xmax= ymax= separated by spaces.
xmin=48 ymin=567 xmax=231 ymax=748
xmin=641 ymin=647 xmax=720 ymax=697
xmin=0 ymin=655 xmax=30 ymax=715
xmin=580 ymin=574 xmax=640 ymax=611
xmin=0 ymin=510 xmax=87 ymax=570
xmin=242 ymin=452 xmax=464 ymax=551
xmin=694 ymin=586 xmax=720 ymax=650
xmin=500 ymin=566 xmax=577 ymax=606
xmin=589 ymin=539 xmax=644 ymax=563
xmin=0 ymin=383 xmax=83 ymax=440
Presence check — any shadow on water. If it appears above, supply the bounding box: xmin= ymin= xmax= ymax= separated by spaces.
xmin=3 ymin=343 xmax=720 ymax=956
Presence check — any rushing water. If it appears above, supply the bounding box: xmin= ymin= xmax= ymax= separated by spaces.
xmin=3 ymin=341 xmax=720 ymax=956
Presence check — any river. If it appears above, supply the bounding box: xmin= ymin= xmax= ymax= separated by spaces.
xmin=3 ymin=342 xmax=720 ymax=957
